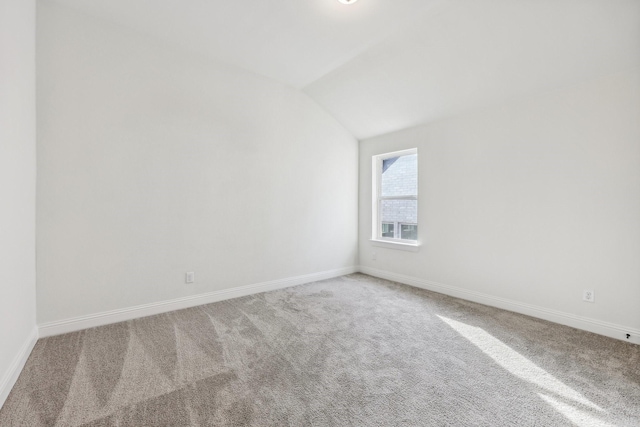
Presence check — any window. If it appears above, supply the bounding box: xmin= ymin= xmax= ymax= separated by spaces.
xmin=372 ymin=148 xmax=418 ymax=244
xmin=381 ymin=222 xmax=395 ymax=238
xmin=400 ymin=223 xmax=418 ymax=240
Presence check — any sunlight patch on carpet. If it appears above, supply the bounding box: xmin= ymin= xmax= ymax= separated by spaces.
xmin=538 ymin=393 xmax=614 ymax=427
xmin=437 ymin=315 xmax=604 ymax=413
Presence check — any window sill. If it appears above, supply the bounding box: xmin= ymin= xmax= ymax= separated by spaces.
xmin=369 ymin=239 xmax=420 ymax=252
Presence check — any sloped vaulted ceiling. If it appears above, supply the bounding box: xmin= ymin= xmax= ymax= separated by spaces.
xmin=47 ymin=0 xmax=640 ymax=139
xmin=305 ymin=0 xmax=640 ymax=139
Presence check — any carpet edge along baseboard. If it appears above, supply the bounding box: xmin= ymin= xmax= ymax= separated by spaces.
xmin=360 ymin=265 xmax=640 ymax=346
xmin=0 ymin=326 xmax=38 ymax=409
xmin=38 ymin=266 xmax=358 ymax=338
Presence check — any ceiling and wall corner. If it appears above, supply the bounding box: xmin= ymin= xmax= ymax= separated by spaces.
xmin=45 ymin=0 xmax=445 ymax=90
xmin=305 ymin=0 xmax=640 ymax=139
xmin=46 ymin=0 xmax=640 ymax=140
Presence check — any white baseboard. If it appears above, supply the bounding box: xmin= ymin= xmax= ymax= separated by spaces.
xmin=0 ymin=326 xmax=38 ymax=409
xmin=39 ymin=266 xmax=358 ymax=338
xmin=359 ymin=266 xmax=640 ymax=345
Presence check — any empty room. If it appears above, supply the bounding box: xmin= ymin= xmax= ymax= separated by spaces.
xmin=1 ymin=0 xmax=639 ymax=425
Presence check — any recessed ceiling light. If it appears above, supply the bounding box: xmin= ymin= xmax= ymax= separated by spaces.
xmin=338 ymin=0 xmax=358 ymax=4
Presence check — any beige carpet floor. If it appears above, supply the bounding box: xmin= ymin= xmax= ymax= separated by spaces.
xmin=1 ymin=273 xmax=639 ymax=426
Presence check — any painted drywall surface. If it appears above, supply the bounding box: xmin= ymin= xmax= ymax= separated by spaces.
xmin=36 ymin=3 xmax=358 ymax=323
xmin=359 ymin=69 xmax=640 ymax=330
xmin=0 ymin=0 xmax=37 ymax=396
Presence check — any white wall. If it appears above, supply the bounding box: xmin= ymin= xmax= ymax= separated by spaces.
xmin=359 ymin=69 xmax=640 ymax=335
xmin=0 ymin=0 xmax=37 ymax=406
xmin=37 ymin=2 xmax=358 ymax=324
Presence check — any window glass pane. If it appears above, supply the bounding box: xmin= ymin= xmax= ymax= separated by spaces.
xmin=381 ymin=154 xmax=417 ymax=197
xmin=400 ymin=224 xmax=418 ymax=241
xmin=381 ymin=222 xmax=394 ymax=238
xmin=381 ymin=199 xmax=417 ymax=240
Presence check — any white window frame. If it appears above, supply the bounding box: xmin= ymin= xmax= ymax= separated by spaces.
xmin=371 ymin=148 xmax=419 ymax=250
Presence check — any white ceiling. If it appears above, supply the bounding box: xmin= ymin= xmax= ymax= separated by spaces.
xmin=305 ymin=0 xmax=640 ymax=138
xmin=48 ymin=0 xmax=640 ymax=139
xmin=49 ymin=0 xmax=443 ymax=89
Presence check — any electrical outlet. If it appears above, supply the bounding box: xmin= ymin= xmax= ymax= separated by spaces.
xmin=186 ymin=272 xmax=195 ymax=284
xmin=583 ymin=289 xmax=594 ymax=303
xmin=372 ymin=252 xmax=377 ymax=261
